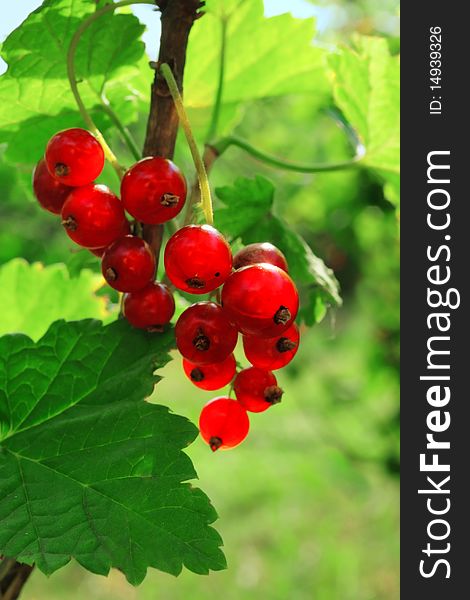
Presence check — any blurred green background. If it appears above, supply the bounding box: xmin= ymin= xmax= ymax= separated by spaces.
xmin=0 ymin=0 xmax=399 ymax=598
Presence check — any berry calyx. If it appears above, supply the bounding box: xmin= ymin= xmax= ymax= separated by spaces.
xmin=32 ymin=158 xmax=73 ymax=214
xmin=199 ymin=397 xmax=250 ymax=451
xmin=234 ymin=367 xmax=283 ymax=413
xmin=123 ymin=282 xmax=175 ymax=330
xmin=243 ymin=323 xmax=300 ymax=370
xmin=45 ymin=128 xmax=105 ymax=186
xmin=182 ymin=354 xmax=236 ymax=391
xmin=175 ymin=302 xmax=238 ymax=364
xmin=233 ymin=242 xmax=288 ymax=272
xmin=221 ymin=263 xmax=299 ymax=337
xmin=164 ymin=225 xmax=232 ymax=294
xmin=121 ymin=157 xmax=187 ymax=224
xmin=61 ymin=184 xmax=129 ymax=248
xmin=101 ymin=235 xmax=155 ymax=292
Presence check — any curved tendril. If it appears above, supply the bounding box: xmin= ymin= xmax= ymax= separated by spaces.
xmin=211 ymin=114 xmax=366 ymax=174
xmin=66 ymin=0 xmax=155 ymax=179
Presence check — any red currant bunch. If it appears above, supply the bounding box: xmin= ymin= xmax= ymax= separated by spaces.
xmin=171 ymin=237 xmax=300 ymax=452
xmin=32 ymin=132 xmax=301 ymax=453
xmin=32 ymin=130 xmax=187 ymax=331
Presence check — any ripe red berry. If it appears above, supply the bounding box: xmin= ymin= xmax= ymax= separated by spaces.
xmin=121 ymin=157 xmax=187 ymax=224
xmin=175 ymin=302 xmax=238 ymax=365
xmin=45 ymin=128 xmax=104 ymax=186
xmin=61 ymin=184 xmax=129 ymax=248
xmin=183 ymin=354 xmax=236 ymax=391
xmin=199 ymin=397 xmax=250 ymax=451
xmin=32 ymin=158 xmax=73 ymax=214
xmin=233 ymin=242 xmax=288 ymax=272
xmin=243 ymin=323 xmax=300 ymax=370
xmin=101 ymin=235 xmax=155 ymax=292
xmin=221 ymin=263 xmax=299 ymax=337
xmin=234 ymin=367 xmax=283 ymax=413
xmin=164 ymin=225 xmax=232 ymax=294
xmin=123 ymin=282 xmax=175 ymax=330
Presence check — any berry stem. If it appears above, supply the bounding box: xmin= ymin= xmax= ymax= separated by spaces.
xmin=66 ymin=0 xmax=154 ymax=180
xmin=211 ymin=130 xmax=365 ymax=173
xmin=99 ymin=99 xmax=142 ymax=162
xmin=159 ymin=62 xmax=214 ymax=226
xmin=206 ymin=17 xmax=228 ymax=143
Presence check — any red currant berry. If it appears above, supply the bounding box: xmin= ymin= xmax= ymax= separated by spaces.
xmin=221 ymin=263 xmax=299 ymax=337
xmin=183 ymin=354 xmax=236 ymax=391
xmin=234 ymin=367 xmax=283 ymax=413
xmin=164 ymin=225 xmax=232 ymax=294
xmin=243 ymin=323 xmax=299 ymax=370
xmin=121 ymin=157 xmax=187 ymax=224
xmin=101 ymin=235 xmax=155 ymax=292
xmin=61 ymin=184 xmax=129 ymax=248
xmin=199 ymin=397 xmax=250 ymax=451
xmin=175 ymin=302 xmax=238 ymax=365
xmin=123 ymin=282 xmax=175 ymax=330
xmin=233 ymin=242 xmax=288 ymax=272
xmin=32 ymin=158 xmax=73 ymax=214
xmin=45 ymin=128 xmax=104 ymax=186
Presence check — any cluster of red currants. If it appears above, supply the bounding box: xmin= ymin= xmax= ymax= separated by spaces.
xmin=33 ymin=127 xmax=187 ymax=328
xmin=169 ymin=232 xmax=300 ymax=452
xmin=33 ymin=127 xmax=301 ymax=453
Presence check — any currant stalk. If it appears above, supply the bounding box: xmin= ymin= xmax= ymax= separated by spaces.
xmin=159 ymin=63 xmax=214 ymax=226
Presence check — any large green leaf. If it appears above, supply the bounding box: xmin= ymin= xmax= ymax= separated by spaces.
xmin=185 ymin=0 xmax=329 ymax=111
xmin=214 ymin=176 xmax=341 ymax=325
xmin=0 ymin=319 xmax=225 ymax=583
xmin=0 ymin=259 xmax=112 ymax=341
xmin=329 ymin=36 xmax=400 ymax=189
xmin=0 ymin=0 xmax=147 ymax=164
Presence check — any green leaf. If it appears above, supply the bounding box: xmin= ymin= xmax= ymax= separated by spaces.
xmin=214 ymin=177 xmax=341 ymax=325
xmin=185 ymin=0 xmax=329 ymax=111
xmin=0 ymin=0 xmax=147 ymax=164
xmin=214 ymin=176 xmax=274 ymax=239
xmin=0 ymin=319 xmax=226 ymax=583
xmin=0 ymin=259 xmax=112 ymax=341
xmin=329 ymin=36 xmax=400 ymax=191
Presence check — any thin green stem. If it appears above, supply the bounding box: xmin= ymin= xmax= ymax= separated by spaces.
xmin=66 ymin=0 xmax=154 ymax=179
xmin=212 ymin=134 xmax=365 ymax=173
xmin=206 ymin=18 xmax=228 ymax=142
xmin=99 ymin=98 xmax=141 ymax=162
xmin=159 ymin=62 xmax=214 ymax=225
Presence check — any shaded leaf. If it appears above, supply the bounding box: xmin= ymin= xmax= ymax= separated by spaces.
xmin=329 ymin=36 xmax=400 ymax=193
xmin=0 ymin=319 xmax=226 ymax=583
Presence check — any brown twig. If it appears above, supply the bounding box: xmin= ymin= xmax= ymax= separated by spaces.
xmin=0 ymin=559 xmax=34 ymax=600
xmin=142 ymin=0 xmax=202 ymax=260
